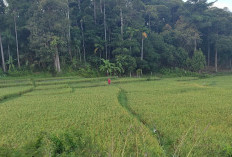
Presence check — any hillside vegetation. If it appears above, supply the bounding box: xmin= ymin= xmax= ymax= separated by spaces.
xmin=1 ymin=0 xmax=232 ymax=76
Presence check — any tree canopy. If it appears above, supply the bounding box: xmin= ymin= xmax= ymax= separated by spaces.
xmin=0 ymin=0 xmax=232 ymax=75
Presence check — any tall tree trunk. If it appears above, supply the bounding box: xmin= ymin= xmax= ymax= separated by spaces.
xmin=79 ymin=49 xmax=82 ymax=62
xmin=78 ymin=0 xmax=81 ymax=10
xmin=104 ymin=0 xmax=107 ymax=59
xmin=215 ymin=30 xmax=218 ymax=72
xmin=67 ymin=3 xmax=72 ymax=61
xmin=54 ymin=46 xmax=61 ymax=73
xmin=194 ymin=33 xmax=197 ymax=52
xmin=108 ymin=28 xmax=111 ymax=60
xmin=93 ymin=0 xmax=97 ymax=24
xmin=207 ymin=41 xmax=210 ymax=67
xmin=0 ymin=33 xmax=6 ymax=72
xmin=100 ymin=0 xmax=103 ymax=13
xmin=76 ymin=47 xmax=80 ymax=62
xmin=141 ymin=37 xmax=144 ymax=60
xmin=215 ymin=47 xmax=218 ymax=73
xmin=207 ymin=28 xmax=210 ymax=67
xmin=230 ymin=58 xmax=232 ymax=71
xmin=54 ymin=55 xmax=57 ymax=72
xmin=80 ymin=20 xmax=86 ymax=63
xmin=120 ymin=8 xmax=123 ymax=39
xmin=14 ymin=14 xmax=20 ymax=68
xmin=8 ymin=44 xmax=10 ymax=60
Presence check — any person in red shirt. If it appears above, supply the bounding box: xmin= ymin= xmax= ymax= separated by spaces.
xmin=108 ymin=78 xmax=111 ymax=85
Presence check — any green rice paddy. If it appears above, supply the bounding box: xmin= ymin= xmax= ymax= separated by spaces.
xmin=0 ymin=75 xmax=231 ymax=156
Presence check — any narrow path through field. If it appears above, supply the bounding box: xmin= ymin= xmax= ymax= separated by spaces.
xmin=117 ymin=88 xmax=166 ymax=155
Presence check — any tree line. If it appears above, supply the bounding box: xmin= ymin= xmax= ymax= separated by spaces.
xmin=0 ymin=0 xmax=232 ymax=76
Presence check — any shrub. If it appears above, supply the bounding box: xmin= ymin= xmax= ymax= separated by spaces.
xmin=0 ymin=130 xmax=105 ymax=157
xmin=221 ymin=145 xmax=232 ymax=157
xmin=78 ymin=65 xmax=100 ymax=78
xmin=187 ymin=49 xmax=206 ymax=72
xmin=0 ymin=69 xmax=6 ymax=78
xmin=116 ymin=55 xmax=136 ymax=76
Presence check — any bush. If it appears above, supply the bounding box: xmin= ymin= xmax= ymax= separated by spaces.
xmin=221 ymin=145 xmax=232 ymax=157
xmin=116 ymin=55 xmax=136 ymax=75
xmin=78 ymin=65 xmax=100 ymax=78
xmin=0 ymin=130 xmax=105 ymax=157
xmin=174 ymin=47 xmax=188 ymax=68
xmin=187 ymin=49 xmax=206 ymax=72
xmin=136 ymin=59 xmax=150 ymax=73
xmin=88 ymin=56 xmax=101 ymax=68
xmin=159 ymin=68 xmax=199 ymax=77
xmin=0 ymin=69 xmax=6 ymax=78
xmin=7 ymin=68 xmax=32 ymax=77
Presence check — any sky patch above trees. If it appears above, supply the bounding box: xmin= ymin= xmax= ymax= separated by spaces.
xmin=183 ymin=0 xmax=232 ymax=11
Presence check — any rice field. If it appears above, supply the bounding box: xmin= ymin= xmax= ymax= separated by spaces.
xmin=0 ymin=77 xmax=163 ymax=156
xmin=0 ymin=86 xmax=33 ymax=101
xmin=121 ymin=76 xmax=232 ymax=156
xmin=0 ymin=75 xmax=231 ymax=156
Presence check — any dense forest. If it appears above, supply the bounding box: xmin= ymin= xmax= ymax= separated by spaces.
xmin=0 ymin=0 xmax=232 ymax=76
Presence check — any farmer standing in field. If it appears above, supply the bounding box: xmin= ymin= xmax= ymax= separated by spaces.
xmin=108 ymin=78 xmax=111 ymax=85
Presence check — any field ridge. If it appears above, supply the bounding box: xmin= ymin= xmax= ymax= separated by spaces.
xmin=0 ymin=87 xmax=34 ymax=104
xmin=117 ymin=88 xmax=166 ymax=156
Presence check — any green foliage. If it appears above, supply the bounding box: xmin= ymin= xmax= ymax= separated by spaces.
xmin=78 ymin=65 xmax=100 ymax=78
xmin=112 ymin=48 xmax=130 ymax=56
xmin=1 ymin=0 xmax=232 ymax=75
xmin=136 ymin=59 xmax=150 ymax=73
xmin=6 ymin=56 xmax=15 ymax=72
xmin=0 ymin=130 xmax=105 ymax=157
xmin=221 ymin=145 xmax=232 ymax=157
xmin=29 ymin=131 xmax=104 ymax=157
xmin=7 ymin=69 xmax=31 ymax=77
xmin=116 ymin=55 xmax=137 ymax=75
xmin=0 ymin=0 xmax=5 ymax=14
xmin=174 ymin=48 xmax=189 ymax=68
xmin=99 ymin=59 xmax=114 ymax=76
xmin=99 ymin=59 xmax=123 ymax=76
xmin=0 ymin=69 xmax=6 ymax=77
xmin=187 ymin=49 xmax=206 ymax=72
xmin=88 ymin=56 xmax=101 ymax=68
xmin=174 ymin=17 xmax=201 ymax=52
xmin=159 ymin=68 xmax=199 ymax=77
xmin=136 ymin=69 xmax=142 ymax=77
